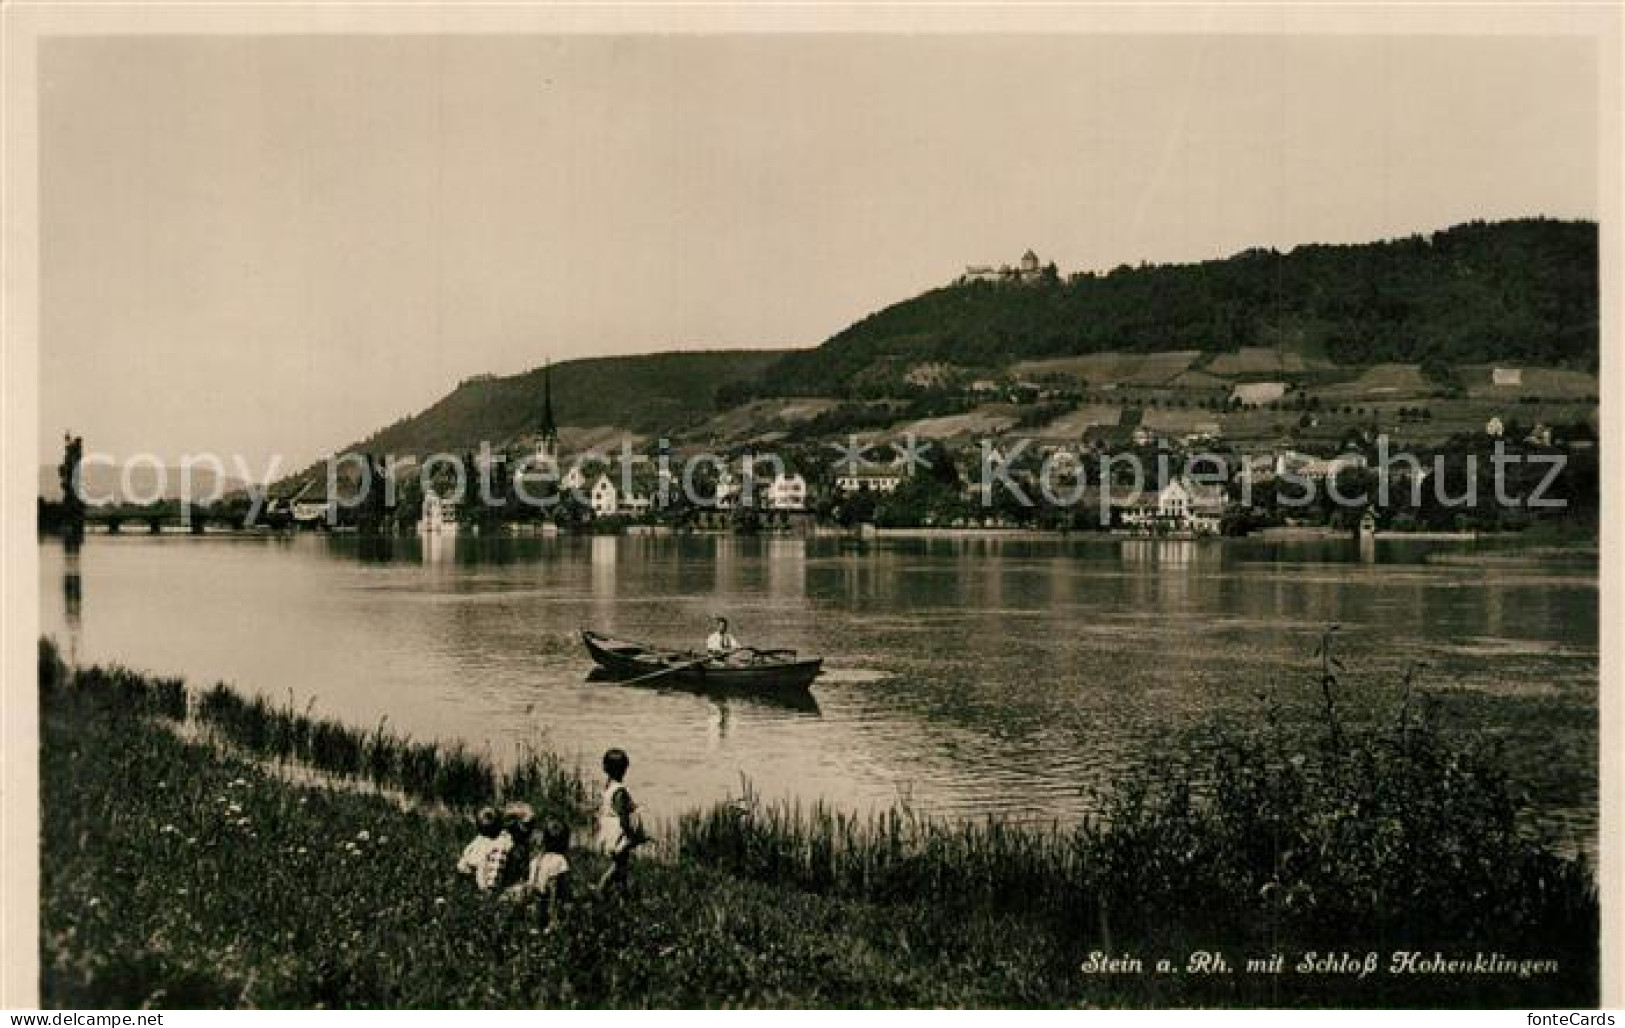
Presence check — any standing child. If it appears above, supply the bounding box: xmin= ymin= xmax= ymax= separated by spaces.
xmin=456 ymin=806 xmax=510 ymax=893
xmin=596 ymin=748 xmax=643 ymax=895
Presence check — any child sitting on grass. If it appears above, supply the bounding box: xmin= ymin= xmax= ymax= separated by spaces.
xmin=514 ymin=817 xmax=572 ymax=924
xmin=596 ymin=747 xmax=645 ymax=896
xmin=496 ymin=801 xmax=537 ymax=892
xmin=455 ymin=806 xmax=510 ymax=892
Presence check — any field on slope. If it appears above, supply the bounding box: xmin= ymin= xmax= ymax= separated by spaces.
xmin=1012 ymin=351 xmax=1201 ymax=387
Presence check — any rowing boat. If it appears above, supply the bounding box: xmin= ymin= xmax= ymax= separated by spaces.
xmin=581 ymin=629 xmax=823 ymax=694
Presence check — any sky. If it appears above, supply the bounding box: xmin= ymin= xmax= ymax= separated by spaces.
xmin=38 ymin=33 xmax=1598 ymax=469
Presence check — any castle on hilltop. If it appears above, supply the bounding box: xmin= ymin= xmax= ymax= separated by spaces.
xmin=963 ymin=249 xmax=1049 ymax=284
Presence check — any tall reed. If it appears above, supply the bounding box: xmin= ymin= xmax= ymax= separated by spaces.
xmin=677 ymin=637 xmax=1597 ymax=968
xmin=40 ymin=638 xmax=187 ymax=721
xmin=57 ymin=642 xmax=586 ymax=817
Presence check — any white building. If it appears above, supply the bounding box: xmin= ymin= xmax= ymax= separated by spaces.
xmin=589 ymin=473 xmax=652 ymax=516
xmin=1492 ymin=367 xmax=1523 ymax=387
xmin=1485 ymin=416 xmax=1505 ymax=438
xmin=291 ymin=496 xmax=335 ymax=527
xmin=767 ymin=473 xmax=808 ymax=511
xmin=417 ymin=493 xmax=459 ymax=534
xmin=1041 ymin=447 xmax=1083 ymax=479
xmin=590 ymin=475 xmax=619 ymax=517
xmin=835 ymin=466 xmax=905 ymax=495
xmin=1274 ymin=450 xmax=1368 ymax=481
xmin=963 ymin=249 xmax=1046 ymax=283
xmin=1121 ymin=477 xmax=1226 ymax=535
xmin=1241 ymin=453 xmax=1277 ymax=483
xmin=714 ymin=470 xmax=740 ymax=510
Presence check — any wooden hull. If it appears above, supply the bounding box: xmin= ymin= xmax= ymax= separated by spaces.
xmin=581 ymin=630 xmax=822 ymax=694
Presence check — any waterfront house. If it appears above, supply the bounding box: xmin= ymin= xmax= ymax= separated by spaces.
xmin=417 ymin=493 xmax=459 ymax=534
xmin=1120 ymin=477 xmax=1226 ymax=536
xmin=767 ymin=473 xmax=808 ymax=511
xmin=714 ymin=469 xmax=740 ymax=510
xmin=590 ymin=475 xmax=619 ymax=517
xmin=291 ymin=492 xmax=335 ymax=528
xmin=620 ymin=492 xmax=653 ymax=516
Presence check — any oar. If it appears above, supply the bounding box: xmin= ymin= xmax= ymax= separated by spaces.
xmin=618 ymin=656 xmax=712 ymax=688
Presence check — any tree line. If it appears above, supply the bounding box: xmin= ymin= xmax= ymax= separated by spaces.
xmin=743 ymin=218 xmax=1598 ymax=399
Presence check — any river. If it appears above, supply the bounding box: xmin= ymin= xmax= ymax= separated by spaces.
xmin=39 ymin=531 xmax=1599 ymax=854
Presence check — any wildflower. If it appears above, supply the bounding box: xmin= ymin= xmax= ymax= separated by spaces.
xmin=87 ymin=897 xmax=100 ymax=908
xmin=434 ymin=897 xmax=446 ymax=906
xmin=297 ymin=846 xmax=308 ymax=855
xmin=185 ymin=837 xmax=197 ymax=846
xmin=356 ymin=830 xmax=371 ymax=842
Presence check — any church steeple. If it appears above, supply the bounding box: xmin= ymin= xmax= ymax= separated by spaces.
xmin=537 ymin=361 xmax=560 ymax=465
xmin=539 ymin=361 xmax=559 ymax=442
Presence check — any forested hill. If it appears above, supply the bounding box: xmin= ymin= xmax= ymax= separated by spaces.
xmin=344 ymin=349 xmax=789 ymax=456
xmin=753 ymin=218 xmax=1597 ymax=398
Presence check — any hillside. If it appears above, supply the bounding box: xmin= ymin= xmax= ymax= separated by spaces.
xmin=342 ymin=349 xmax=791 ymax=458
xmin=751 ymin=218 xmax=1598 ymax=398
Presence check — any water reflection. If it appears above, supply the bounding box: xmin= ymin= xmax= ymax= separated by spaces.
xmin=584 ymin=666 xmax=822 ymax=717
xmin=60 ymin=539 xmax=82 ymax=664
xmin=37 ymin=532 xmax=1597 ymax=855
xmin=422 ymin=529 xmax=454 ymax=566
xmin=766 ymin=538 xmax=806 ymax=600
xmin=355 ymin=533 xmax=398 ymax=563
xmin=1358 ymin=534 xmax=1376 ymax=565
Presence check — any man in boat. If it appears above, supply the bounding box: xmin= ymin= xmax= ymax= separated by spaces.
xmin=705 ymin=616 xmax=740 ymax=659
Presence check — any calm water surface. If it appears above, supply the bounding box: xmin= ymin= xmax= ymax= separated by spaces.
xmin=40 ymin=532 xmax=1598 ymax=852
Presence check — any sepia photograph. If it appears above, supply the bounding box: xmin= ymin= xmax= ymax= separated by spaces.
xmin=3 ymin=3 xmax=1620 ymax=1013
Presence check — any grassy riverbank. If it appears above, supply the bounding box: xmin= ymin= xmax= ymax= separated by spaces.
xmin=40 ymin=639 xmax=1596 ymax=1008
